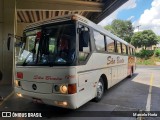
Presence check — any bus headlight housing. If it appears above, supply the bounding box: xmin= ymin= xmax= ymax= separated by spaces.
xmin=60 ymin=85 xmax=68 ymax=93
xmin=54 ymin=84 xmax=68 ymax=94
xmin=14 ymin=80 xmax=21 ymax=87
xmin=53 ymin=84 xmax=77 ymax=94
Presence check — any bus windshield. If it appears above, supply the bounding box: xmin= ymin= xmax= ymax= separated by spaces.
xmin=17 ymin=22 xmax=76 ymax=66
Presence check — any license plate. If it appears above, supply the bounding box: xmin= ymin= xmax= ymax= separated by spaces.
xmin=32 ymin=98 xmax=43 ymax=104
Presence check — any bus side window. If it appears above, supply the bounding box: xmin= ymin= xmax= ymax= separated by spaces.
xmin=122 ymin=44 xmax=127 ymax=55
xmin=116 ymin=41 xmax=122 ymax=54
xmin=106 ymin=36 xmax=115 ymax=53
xmin=130 ymin=47 xmax=133 ymax=55
xmin=78 ymin=25 xmax=91 ymax=62
xmin=128 ymin=46 xmax=130 ymax=55
xmin=93 ymin=31 xmax=105 ymax=51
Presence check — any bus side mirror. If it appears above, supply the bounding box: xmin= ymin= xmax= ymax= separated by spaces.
xmin=15 ymin=41 xmax=23 ymax=48
xmin=7 ymin=36 xmax=11 ymax=50
xmin=7 ymin=33 xmax=25 ymax=50
xmin=82 ymin=31 xmax=89 ymax=47
xmin=77 ymin=28 xmax=81 ymax=34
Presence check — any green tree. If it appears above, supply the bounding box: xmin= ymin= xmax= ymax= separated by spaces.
xmin=104 ymin=25 xmax=113 ymax=33
xmin=131 ymin=30 xmax=158 ymax=49
xmin=130 ymin=32 xmax=142 ymax=48
xmin=157 ymin=36 xmax=160 ymax=42
xmin=104 ymin=19 xmax=134 ymax=43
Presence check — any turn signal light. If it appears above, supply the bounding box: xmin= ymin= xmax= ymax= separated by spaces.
xmin=17 ymin=72 xmax=23 ymax=79
xmin=68 ymin=84 xmax=77 ymax=94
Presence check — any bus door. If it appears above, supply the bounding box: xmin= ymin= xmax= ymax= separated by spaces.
xmin=77 ymin=23 xmax=95 ymax=103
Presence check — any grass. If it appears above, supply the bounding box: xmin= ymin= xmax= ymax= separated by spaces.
xmin=136 ymin=56 xmax=160 ymax=65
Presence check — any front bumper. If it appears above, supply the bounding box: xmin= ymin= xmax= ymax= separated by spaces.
xmin=15 ymin=87 xmax=78 ymax=109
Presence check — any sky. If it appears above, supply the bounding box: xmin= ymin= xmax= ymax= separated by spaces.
xmin=98 ymin=0 xmax=160 ymax=36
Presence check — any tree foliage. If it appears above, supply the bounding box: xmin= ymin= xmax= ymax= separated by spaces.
xmin=104 ymin=19 xmax=134 ymax=43
xmin=131 ymin=30 xmax=158 ymax=49
xmin=130 ymin=32 xmax=142 ymax=48
xmin=154 ymin=49 xmax=160 ymax=57
xmin=135 ymin=49 xmax=154 ymax=59
xmin=157 ymin=36 xmax=160 ymax=42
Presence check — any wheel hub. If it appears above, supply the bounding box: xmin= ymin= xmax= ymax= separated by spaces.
xmin=97 ymin=81 xmax=103 ymax=98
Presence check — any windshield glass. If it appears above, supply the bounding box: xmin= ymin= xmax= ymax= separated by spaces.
xmin=17 ymin=21 xmax=76 ymax=66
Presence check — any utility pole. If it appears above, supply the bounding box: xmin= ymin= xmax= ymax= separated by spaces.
xmin=136 ymin=25 xmax=141 ymax=32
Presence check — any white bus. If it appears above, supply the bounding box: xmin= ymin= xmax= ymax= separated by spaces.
xmin=14 ymin=14 xmax=136 ymax=109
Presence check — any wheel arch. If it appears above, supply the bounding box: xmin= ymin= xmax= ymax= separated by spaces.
xmin=100 ymin=74 xmax=108 ymax=90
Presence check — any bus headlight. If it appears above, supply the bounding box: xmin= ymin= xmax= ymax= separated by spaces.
xmin=54 ymin=84 xmax=68 ymax=94
xmin=53 ymin=84 xmax=77 ymax=94
xmin=60 ymin=85 xmax=68 ymax=94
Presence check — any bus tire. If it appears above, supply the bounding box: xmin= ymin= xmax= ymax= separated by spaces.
xmin=94 ymin=77 xmax=104 ymax=102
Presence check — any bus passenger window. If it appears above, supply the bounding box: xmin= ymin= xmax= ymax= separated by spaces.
xmin=122 ymin=44 xmax=127 ymax=54
xmin=116 ymin=41 xmax=122 ymax=54
xmin=130 ymin=47 xmax=133 ymax=55
xmin=106 ymin=36 xmax=115 ymax=53
xmin=49 ymin=38 xmax=56 ymax=53
xmin=128 ymin=47 xmax=130 ymax=55
xmin=78 ymin=25 xmax=91 ymax=62
xmin=93 ymin=31 xmax=105 ymax=51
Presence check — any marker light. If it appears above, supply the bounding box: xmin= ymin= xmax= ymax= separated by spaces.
xmin=71 ymin=15 xmax=78 ymax=21
xmin=17 ymin=72 xmax=23 ymax=79
xmin=14 ymin=80 xmax=21 ymax=87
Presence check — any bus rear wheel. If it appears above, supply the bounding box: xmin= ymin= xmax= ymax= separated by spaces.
xmin=94 ymin=78 xmax=104 ymax=102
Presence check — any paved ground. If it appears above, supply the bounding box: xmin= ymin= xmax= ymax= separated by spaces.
xmin=0 ymin=66 xmax=160 ymax=120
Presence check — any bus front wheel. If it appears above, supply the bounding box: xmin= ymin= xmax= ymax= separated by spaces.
xmin=94 ymin=78 xmax=104 ymax=102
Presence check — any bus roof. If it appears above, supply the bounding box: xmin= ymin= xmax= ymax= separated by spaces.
xmin=25 ymin=14 xmax=135 ymax=49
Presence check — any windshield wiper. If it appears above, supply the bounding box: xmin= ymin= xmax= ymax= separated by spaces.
xmin=22 ymin=52 xmax=32 ymax=66
xmin=36 ymin=32 xmax=53 ymax=66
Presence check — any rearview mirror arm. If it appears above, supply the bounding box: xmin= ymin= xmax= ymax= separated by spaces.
xmin=7 ymin=33 xmax=24 ymax=51
xmin=8 ymin=33 xmax=23 ymax=41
